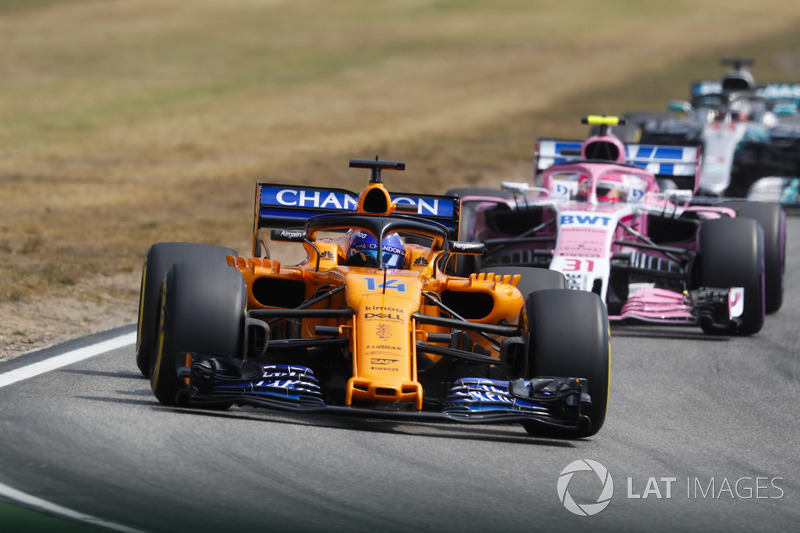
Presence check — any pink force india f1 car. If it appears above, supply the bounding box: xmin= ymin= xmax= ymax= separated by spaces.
xmin=448 ymin=116 xmax=785 ymax=336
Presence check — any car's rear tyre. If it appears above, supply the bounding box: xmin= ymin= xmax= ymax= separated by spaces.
xmin=480 ymin=266 xmax=566 ymax=295
xmin=524 ymin=289 xmax=610 ymax=438
xmin=136 ymin=242 xmax=236 ymax=377
xmin=719 ymin=201 xmax=785 ymax=313
xmin=699 ymin=217 xmax=764 ymax=336
xmin=151 ymin=262 xmax=246 ymax=406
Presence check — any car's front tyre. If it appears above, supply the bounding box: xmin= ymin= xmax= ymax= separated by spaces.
xmin=136 ymin=242 xmax=236 ymax=377
xmin=151 ymin=262 xmax=246 ymax=406
xmin=719 ymin=200 xmax=785 ymax=314
xmin=523 ymin=289 xmax=610 ymax=438
xmin=699 ymin=217 xmax=765 ymax=336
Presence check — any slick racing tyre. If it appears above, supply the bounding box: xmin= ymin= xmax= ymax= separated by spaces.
xmin=719 ymin=201 xmax=785 ymax=314
xmin=699 ymin=217 xmax=765 ymax=336
xmin=136 ymin=242 xmax=237 ymax=377
xmin=151 ymin=262 xmax=246 ymax=406
xmin=480 ymin=266 xmax=566 ymax=295
xmin=524 ymin=289 xmax=610 ymax=438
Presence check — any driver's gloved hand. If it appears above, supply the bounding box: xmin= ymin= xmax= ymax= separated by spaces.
xmin=345 ymin=252 xmax=378 ymax=268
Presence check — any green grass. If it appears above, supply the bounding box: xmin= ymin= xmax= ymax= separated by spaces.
xmin=0 ymin=500 xmax=106 ymax=532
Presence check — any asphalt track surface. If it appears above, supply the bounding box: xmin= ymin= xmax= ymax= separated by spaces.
xmin=1 ymin=219 xmax=798 ymax=533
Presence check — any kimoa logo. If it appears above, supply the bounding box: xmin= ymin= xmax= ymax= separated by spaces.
xmin=557 ymin=459 xmax=614 ymax=516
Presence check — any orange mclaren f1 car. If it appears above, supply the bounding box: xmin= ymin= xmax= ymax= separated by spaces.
xmin=135 ymin=158 xmax=610 ymax=438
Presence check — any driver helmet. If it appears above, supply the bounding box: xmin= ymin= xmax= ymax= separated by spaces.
xmin=596 ymin=174 xmax=627 ymax=203
xmin=729 ymin=99 xmax=752 ymax=122
xmin=347 ymin=230 xmax=406 ymax=268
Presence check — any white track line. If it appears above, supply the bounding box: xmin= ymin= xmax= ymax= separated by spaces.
xmin=0 ymin=331 xmax=136 ymax=389
xmin=0 ymin=330 xmax=142 ymax=531
xmin=0 ymin=482 xmax=146 ymax=533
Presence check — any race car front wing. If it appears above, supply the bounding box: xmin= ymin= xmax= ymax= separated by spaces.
xmin=177 ymin=354 xmax=592 ymax=434
xmin=614 ymin=286 xmax=745 ymax=331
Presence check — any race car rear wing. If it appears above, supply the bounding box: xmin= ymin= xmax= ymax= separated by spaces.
xmin=535 ymin=139 xmax=702 ymax=192
xmin=691 ymin=80 xmax=800 ymax=105
xmin=253 ymin=182 xmax=460 ymax=251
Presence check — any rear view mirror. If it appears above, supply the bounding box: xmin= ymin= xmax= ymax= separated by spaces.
xmin=270 ymin=229 xmax=307 ymax=242
xmin=447 ymin=241 xmax=485 ymax=255
xmin=668 ymin=100 xmax=692 ymax=114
